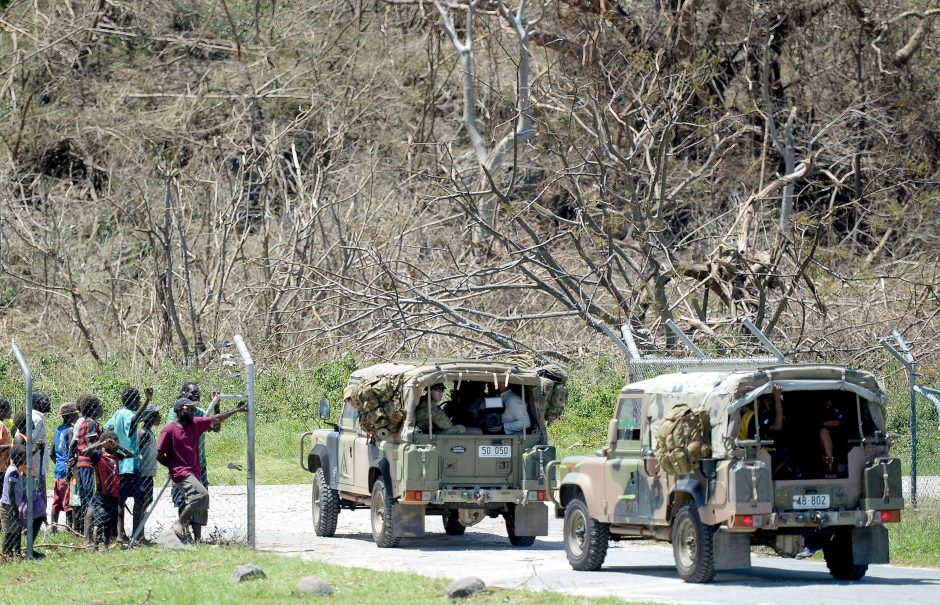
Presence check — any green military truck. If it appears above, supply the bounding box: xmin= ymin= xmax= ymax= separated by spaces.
xmin=550 ymin=364 xmax=903 ymax=583
xmin=301 ymin=360 xmax=566 ymax=548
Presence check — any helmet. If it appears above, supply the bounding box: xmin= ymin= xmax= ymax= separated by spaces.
xmin=179 ymin=382 xmax=201 ymax=402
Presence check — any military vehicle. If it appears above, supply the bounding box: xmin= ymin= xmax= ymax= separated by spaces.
xmin=300 ymin=360 xmax=566 ymax=547
xmin=549 ymin=365 xmax=903 ymax=583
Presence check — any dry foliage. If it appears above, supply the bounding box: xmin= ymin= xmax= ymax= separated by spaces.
xmin=0 ymin=0 xmax=938 ymax=370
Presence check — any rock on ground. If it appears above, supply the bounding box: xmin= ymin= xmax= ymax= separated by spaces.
xmin=296 ymin=576 xmax=334 ymax=596
xmin=445 ymin=577 xmax=486 ymax=598
xmin=156 ymin=528 xmax=192 ymax=550
xmin=231 ymin=563 xmax=267 ymax=583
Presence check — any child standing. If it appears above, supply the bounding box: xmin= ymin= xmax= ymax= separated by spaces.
xmin=1 ymin=445 xmax=27 ymax=557
xmin=70 ymin=395 xmax=103 ymax=545
xmin=131 ymin=403 xmax=161 ymax=542
xmin=49 ymin=403 xmax=79 ymax=531
xmin=82 ymin=430 xmax=132 ymax=550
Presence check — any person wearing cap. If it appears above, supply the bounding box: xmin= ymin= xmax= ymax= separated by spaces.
xmin=415 ymin=383 xmax=465 ymax=435
xmin=157 ymin=397 xmax=246 ymax=542
xmin=49 ymin=402 xmax=80 ymax=531
xmin=166 ymin=382 xmax=212 ymax=515
xmin=104 ymin=386 xmax=153 ymax=542
xmin=131 ymin=402 xmax=162 ymax=542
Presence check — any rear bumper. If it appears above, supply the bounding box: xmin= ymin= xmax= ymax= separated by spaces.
xmin=725 ymin=508 xmax=899 ymax=531
xmin=405 ymin=488 xmax=546 ymax=506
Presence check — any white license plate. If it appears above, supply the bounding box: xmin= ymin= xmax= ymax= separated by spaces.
xmin=792 ymin=494 xmax=830 ymax=509
xmin=478 ymin=445 xmax=511 ymax=458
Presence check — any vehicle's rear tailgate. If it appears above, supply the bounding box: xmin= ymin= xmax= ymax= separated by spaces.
xmin=436 ymin=435 xmax=520 ymax=486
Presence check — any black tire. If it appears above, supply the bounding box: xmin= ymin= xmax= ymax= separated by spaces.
xmin=503 ymin=505 xmax=536 ymax=547
xmin=443 ymin=511 xmax=466 ymax=536
xmin=824 ymin=529 xmax=868 ymax=581
xmin=370 ymin=480 xmax=401 ymax=548
xmin=563 ymin=496 xmax=609 ymax=571
xmin=311 ymin=467 xmax=339 ymax=537
xmin=671 ymin=503 xmax=716 ymax=583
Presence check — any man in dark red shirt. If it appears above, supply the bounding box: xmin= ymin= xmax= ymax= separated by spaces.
xmin=157 ymin=397 xmax=245 ymax=542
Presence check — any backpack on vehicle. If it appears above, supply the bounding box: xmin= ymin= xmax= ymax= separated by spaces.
xmin=655 ymin=403 xmax=712 ymax=475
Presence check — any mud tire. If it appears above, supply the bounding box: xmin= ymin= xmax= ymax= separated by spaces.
xmin=563 ymin=495 xmax=609 ymax=571
xmin=824 ymin=529 xmax=868 ymax=581
xmin=311 ymin=467 xmax=339 ymax=537
xmin=443 ymin=510 xmax=467 ymax=536
xmin=370 ymin=480 xmax=401 ymax=548
xmin=503 ymin=505 xmax=536 ymax=547
xmin=672 ymin=503 xmax=716 ymax=583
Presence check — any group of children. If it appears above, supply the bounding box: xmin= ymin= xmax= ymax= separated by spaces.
xmin=0 ymin=387 xmax=164 ymax=558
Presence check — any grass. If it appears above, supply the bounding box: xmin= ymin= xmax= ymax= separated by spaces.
xmin=0 ymin=542 xmax=627 ymax=605
xmin=888 ymin=506 xmax=940 ymax=568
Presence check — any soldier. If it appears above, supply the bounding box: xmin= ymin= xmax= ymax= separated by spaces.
xmin=497 ymin=383 xmax=530 ymax=435
xmin=415 ymin=383 xmax=465 ymax=435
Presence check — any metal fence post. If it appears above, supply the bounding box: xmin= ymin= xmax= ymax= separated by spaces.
xmin=881 ymin=334 xmax=917 ymax=508
xmin=10 ymin=341 xmax=35 ymax=559
xmin=235 ymin=335 xmax=256 ymax=549
xmin=741 ymin=318 xmax=785 ymax=363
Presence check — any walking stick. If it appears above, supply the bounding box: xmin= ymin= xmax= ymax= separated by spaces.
xmin=127 ymin=475 xmax=172 ymax=549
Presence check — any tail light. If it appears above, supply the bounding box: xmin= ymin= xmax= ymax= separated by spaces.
xmin=403 ymin=490 xmax=433 ymax=502
xmin=880 ymin=510 xmax=901 ymax=523
xmin=733 ymin=514 xmax=754 ymax=527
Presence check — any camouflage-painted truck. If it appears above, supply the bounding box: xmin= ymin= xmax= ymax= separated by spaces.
xmin=549 ymin=365 xmax=903 ymax=583
xmin=301 ymin=360 xmax=566 ymax=548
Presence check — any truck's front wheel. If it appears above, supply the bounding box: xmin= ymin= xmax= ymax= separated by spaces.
xmin=824 ymin=529 xmax=868 ymax=581
xmin=563 ymin=496 xmax=609 ymax=571
xmin=672 ymin=503 xmax=716 ymax=583
xmin=370 ymin=481 xmax=401 ymax=548
xmin=311 ymin=467 xmax=339 ymax=537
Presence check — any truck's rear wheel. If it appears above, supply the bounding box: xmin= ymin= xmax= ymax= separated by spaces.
xmin=672 ymin=503 xmax=716 ymax=583
xmin=370 ymin=480 xmax=401 ymax=548
xmin=443 ymin=511 xmax=466 ymax=536
xmin=503 ymin=505 xmax=536 ymax=547
xmin=563 ymin=496 xmax=609 ymax=571
xmin=824 ymin=529 xmax=868 ymax=581
xmin=311 ymin=467 xmax=339 ymax=537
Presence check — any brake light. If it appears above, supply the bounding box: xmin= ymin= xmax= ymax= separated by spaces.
xmin=734 ymin=514 xmax=754 ymax=527
xmin=404 ymin=490 xmax=432 ymax=501
xmin=532 ymin=491 xmax=546 ymax=501
xmin=880 ymin=510 xmax=901 ymax=523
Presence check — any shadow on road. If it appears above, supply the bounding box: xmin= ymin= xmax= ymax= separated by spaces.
xmin=329 ymin=530 xmax=559 ymax=552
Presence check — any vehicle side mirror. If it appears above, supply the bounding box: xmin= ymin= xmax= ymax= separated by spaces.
xmin=318 ymin=398 xmax=330 ymax=420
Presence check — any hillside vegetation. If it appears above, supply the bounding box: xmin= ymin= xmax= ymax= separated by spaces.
xmin=0 ymin=0 xmax=938 ymax=371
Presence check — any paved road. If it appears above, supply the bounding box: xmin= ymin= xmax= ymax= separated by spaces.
xmin=146 ymin=484 xmax=940 ymax=605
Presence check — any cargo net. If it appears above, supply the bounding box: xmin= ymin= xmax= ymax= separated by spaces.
xmin=625 ymin=321 xmax=782 ymax=382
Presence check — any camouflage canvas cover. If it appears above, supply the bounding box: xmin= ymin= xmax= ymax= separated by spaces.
xmin=624 ymin=364 xmax=886 ymax=460
xmin=344 ymin=359 xmax=568 ymax=440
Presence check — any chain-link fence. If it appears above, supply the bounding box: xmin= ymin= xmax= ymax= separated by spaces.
xmin=881 ymin=332 xmax=940 ymax=507
xmin=623 ymin=319 xmax=783 ymax=383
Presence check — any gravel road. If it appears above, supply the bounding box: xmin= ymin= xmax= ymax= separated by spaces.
xmin=143 ymin=483 xmax=940 ymax=605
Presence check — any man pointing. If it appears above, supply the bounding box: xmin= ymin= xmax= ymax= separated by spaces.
xmin=156 ymin=397 xmax=246 ymax=542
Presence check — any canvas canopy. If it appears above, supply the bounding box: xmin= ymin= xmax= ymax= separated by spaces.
xmin=622 ymin=364 xmax=887 ymax=460
xmin=345 ymin=359 xmax=568 ymax=441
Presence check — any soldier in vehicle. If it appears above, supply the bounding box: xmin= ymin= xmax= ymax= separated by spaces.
xmin=819 ymin=397 xmax=846 ymax=477
xmin=415 ymin=383 xmax=465 ymax=435
xmin=498 ymin=383 xmax=530 ymax=436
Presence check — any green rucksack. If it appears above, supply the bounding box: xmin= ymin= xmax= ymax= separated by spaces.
xmin=655 ymin=404 xmax=712 ymax=475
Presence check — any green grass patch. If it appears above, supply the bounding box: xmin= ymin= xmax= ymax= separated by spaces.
xmin=888 ymin=506 xmax=940 ymax=568
xmin=0 ymin=542 xmax=625 ymax=605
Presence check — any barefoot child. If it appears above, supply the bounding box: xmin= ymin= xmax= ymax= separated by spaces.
xmin=131 ymin=401 xmax=160 ymax=542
